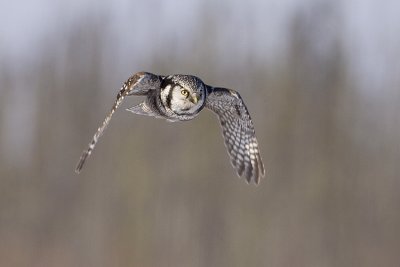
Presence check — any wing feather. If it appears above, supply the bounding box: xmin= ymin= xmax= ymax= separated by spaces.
xmin=75 ymin=72 xmax=161 ymax=173
xmin=205 ymin=87 xmax=265 ymax=184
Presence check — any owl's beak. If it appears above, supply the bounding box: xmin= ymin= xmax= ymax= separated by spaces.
xmin=191 ymin=95 xmax=198 ymax=104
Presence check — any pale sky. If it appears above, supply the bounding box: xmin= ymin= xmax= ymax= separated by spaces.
xmin=0 ymin=0 xmax=399 ymax=90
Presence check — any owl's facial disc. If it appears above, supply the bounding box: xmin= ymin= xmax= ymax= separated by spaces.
xmin=160 ymin=74 xmax=206 ymax=117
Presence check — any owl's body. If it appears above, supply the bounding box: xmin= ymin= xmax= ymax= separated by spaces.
xmin=76 ymin=72 xmax=265 ymax=184
xmin=129 ymin=74 xmax=207 ymax=122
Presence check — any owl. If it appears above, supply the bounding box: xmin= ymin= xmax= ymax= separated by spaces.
xmin=76 ymin=72 xmax=265 ymax=184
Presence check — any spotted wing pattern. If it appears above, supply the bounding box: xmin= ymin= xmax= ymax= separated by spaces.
xmin=75 ymin=72 xmax=160 ymax=173
xmin=205 ymin=87 xmax=265 ymax=184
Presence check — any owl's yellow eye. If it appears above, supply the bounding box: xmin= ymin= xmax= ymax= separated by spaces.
xmin=181 ymin=89 xmax=189 ymax=97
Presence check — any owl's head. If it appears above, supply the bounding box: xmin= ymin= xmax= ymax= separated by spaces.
xmin=160 ymin=75 xmax=207 ymax=118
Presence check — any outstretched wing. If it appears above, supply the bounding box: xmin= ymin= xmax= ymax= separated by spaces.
xmin=205 ymin=87 xmax=265 ymax=184
xmin=75 ymin=72 xmax=162 ymax=173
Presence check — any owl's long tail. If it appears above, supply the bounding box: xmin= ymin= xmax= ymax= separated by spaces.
xmin=75 ymin=80 xmax=134 ymax=173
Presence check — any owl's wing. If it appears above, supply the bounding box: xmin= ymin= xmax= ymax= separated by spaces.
xmin=205 ymin=87 xmax=265 ymax=184
xmin=75 ymin=72 xmax=162 ymax=173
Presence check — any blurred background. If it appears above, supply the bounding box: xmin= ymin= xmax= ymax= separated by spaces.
xmin=1 ymin=0 xmax=399 ymax=266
